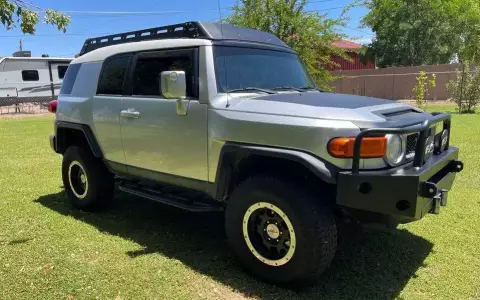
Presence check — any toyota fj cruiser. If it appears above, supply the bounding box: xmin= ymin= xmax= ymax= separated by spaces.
xmin=48 ymin=21 xmax=464 ymax=286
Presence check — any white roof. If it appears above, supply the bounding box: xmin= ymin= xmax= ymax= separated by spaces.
xmin=73 ymin=39 xmax=213 ymax=64
xmin=0 ymin=56 xmax=73 ymax=64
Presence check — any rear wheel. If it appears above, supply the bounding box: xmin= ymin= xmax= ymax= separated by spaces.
xmin=225 ymin=177 xmax=337 ymax=286
xmin=62 ymin=146 xmax=114 ymax=211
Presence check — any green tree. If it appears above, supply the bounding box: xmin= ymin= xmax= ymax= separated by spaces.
xmin=227 ymin=0 xmax=348 ymax=89
xmin=452 ymin=0 xmax=480 ymax=63
xmin=362 ymin=0 xmax=461 ymax=67
xmin=0 ymin=0 xmax=70 ymax=34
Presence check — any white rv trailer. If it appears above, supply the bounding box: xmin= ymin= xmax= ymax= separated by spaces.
xmin=0 ymin=51 xmax=72 ymax=107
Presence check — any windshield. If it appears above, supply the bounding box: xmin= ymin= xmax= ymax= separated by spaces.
xmin=214 ymin=46 xmax=315 ymax=93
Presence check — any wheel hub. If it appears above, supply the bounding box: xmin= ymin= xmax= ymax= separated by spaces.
xmin=266 ymin=223 xmax=280 ymax=239
xmin=68 ymin=161 xmax=88 ymax=199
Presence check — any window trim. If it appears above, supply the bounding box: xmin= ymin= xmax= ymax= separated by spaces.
xmin=21 ymin=70 xmax=39 ymax=81
xmin=96 ymin=53 xmax=133 ymax=96
xmin=124 ymin=47 xmax=199 ymax=99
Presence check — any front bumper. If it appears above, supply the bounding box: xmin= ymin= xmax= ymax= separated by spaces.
xmin=336 ymin=112 xmax=464 ymax=223
xmin=337 ymin=147 xmax=463 ymax=222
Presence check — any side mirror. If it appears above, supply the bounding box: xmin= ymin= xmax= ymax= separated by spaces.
xmin=160 ymin=71 xmax=186 ymax=99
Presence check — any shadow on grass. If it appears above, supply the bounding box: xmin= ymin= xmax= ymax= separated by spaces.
xmin=2 ymin=238 xmax=32 ymax=246
xmin=36 ymin=191 xmax=433 ymax=300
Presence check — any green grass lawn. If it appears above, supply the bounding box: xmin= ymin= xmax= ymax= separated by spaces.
xmin=0 ymin=106 xmax=479 ymax=300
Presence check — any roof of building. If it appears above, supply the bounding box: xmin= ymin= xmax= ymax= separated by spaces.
xmin=332 ymin=40 xmax=363 ymax=50
xmin=0 ymin=57 xmax=72 ymax=61
xmin=0 ymin=56 xmax=73 ymax=65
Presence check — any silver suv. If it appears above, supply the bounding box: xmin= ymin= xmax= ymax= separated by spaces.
xmin=48 ymin=22 xmax=463 ymax=286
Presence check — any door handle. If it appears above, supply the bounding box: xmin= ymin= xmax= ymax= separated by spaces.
xmin=120 ymin=109 xmax=140 ymax=119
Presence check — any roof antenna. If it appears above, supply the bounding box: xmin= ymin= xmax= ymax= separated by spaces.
xmin=216 ymin=0 xmax=223 ymax=34
xmin=217 ymin=0 xmax=230 ymax=108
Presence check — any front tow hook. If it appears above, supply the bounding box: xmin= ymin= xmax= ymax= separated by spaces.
xmin=432 ymin=189 xmax=449 ymax=214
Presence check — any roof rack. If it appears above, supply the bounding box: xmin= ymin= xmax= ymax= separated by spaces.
xmin=79 ymin=22 xmax=209 ymax=56
xmin=78 ymin=21 xmax=290 ymax=57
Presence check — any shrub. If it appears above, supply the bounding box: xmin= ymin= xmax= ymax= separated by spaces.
xmin=413 ymin=71 xmax=436 ymax=108
xmin=447 ymin=63 xmax=480 ymax=113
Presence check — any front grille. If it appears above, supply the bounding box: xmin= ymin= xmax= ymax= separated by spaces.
xmin=406 ymin=133 xmax=419 ymax=156
xmin=405 ymin=129 xmax=435 ymax=160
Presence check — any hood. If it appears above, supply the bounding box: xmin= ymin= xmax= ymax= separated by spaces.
xmin=226 ymin=92 xmax=434 ymax=129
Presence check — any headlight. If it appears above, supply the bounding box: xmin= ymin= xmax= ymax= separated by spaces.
xmin=384 ymin=134 xmax=405 ymax=166
xmin=434 ymin=129 xmax=449 ymax=154
xmin=440 ymin=129 xmax=449 ymax=151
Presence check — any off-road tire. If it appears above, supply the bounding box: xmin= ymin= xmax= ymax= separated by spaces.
xmin=225 ymin=176 xmax=337 ymax=287
xmin=62 ymin=146 xmax=114 ymax=211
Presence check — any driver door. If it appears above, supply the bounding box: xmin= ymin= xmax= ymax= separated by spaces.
xmin=119 ymin=48 xmax=209 ymax=181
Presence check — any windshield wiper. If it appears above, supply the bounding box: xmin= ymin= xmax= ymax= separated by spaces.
xmin=300 ymin=86 xmax=325 ymax=92
xmin=227 ymin=87 xmax=277 ymax=94
xmin=271 ymin=86 xmax=307 ymax=92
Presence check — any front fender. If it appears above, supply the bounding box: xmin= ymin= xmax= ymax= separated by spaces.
xmin=213 ymin=142 xmax=339 ymax=200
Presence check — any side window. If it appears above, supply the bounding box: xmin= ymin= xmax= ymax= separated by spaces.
xmin=132 ymin=52 xmax=195 ymax=97
xmin=60 ymin=64 xmax=82 ymax=95
xmin=97 ymin=56 xmax=130 ymax=95
xmin=57 ymin=65 xmax=68 ymax=79
xmin=22 ymin=70 xmax=39 ymax=81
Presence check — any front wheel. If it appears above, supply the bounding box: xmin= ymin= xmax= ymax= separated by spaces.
xmin=62 ymin=146 xmax=114 ymax=211
xmin=225 ymin=177 xmax=337 ymax=286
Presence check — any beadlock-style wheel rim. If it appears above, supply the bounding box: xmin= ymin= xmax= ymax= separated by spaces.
xmin=68 ymin=161 xmax=88 ymax=199
xmin=242 ymin=202 xmax=296 ymax=267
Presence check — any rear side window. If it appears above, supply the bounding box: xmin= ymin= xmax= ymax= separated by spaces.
xmin=57 ymin=65 xmax=68 ymax=79
xmin=60 ymin=64 xmax=82 ymax=95
xmin=22 ymin=70 xmax=39 ymax=81
xmin=97 ymin=56 xmax=130 ymax=95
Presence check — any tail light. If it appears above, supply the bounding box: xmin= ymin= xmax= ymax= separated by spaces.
xmin=48 ymin=100 xmax=58 ymax=113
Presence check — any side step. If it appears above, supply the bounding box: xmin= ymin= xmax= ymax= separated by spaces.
xmin=118 ymin=182 xmax=224 ymax=213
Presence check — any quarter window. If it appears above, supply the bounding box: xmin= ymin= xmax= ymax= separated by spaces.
xmin=22 ymin=70 xmax=39 ymax=81
xmin=60 ymin=64 xmax=82 ymax=95
xmin=132 ymin=53 xmax=195 ymax=97
xmin=97 ymin=56 xmax=130 ymax=95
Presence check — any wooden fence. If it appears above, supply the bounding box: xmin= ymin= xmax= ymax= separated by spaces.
xmin=330 ymin=64 xmax=460 ymax=100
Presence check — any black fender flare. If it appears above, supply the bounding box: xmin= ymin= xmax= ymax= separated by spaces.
xmin=55 ymin=121 xmax=103 ymax=158
xmin=213 ymin=142 xmax=338 ymax=200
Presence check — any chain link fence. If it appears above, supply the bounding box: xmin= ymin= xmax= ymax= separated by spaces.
xmin=0 ymin=96 xmax=55 ymax=115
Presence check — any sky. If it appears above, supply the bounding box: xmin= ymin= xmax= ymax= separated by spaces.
xmin=0 ymin=0 xmax=374 ymax=58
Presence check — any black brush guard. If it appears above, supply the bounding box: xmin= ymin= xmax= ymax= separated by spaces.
xmin=336 ymin=112 xmax=464 ymax=223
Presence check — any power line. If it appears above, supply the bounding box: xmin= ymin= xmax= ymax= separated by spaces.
xmin=58 ymin=9 xmax=225 ymax=15
xmin=309 ymin=6 xmax=349 ymax=12
xmin=307 ymin=0 xmax=336 ymax=3
xmin=59 ymin=6 xmax=347 ymax=17
xmin=47 ymin=4 xmax=349 ymax=16
xmin=0 ymin=32 xmax=113 ymax=37
xmin=345 ymin=26 xmax=375 ymax=36
xmin=15 ymin=0 xmax=45 ymax=11
xmin=0 ymin=3 xmax=356 ymax=38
